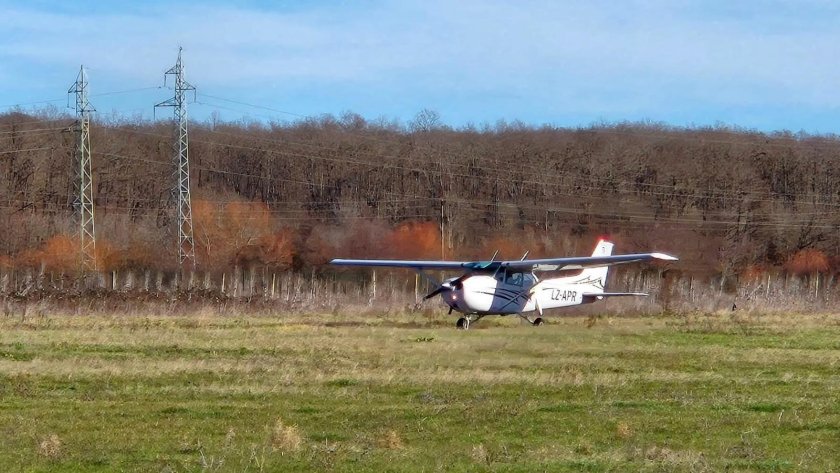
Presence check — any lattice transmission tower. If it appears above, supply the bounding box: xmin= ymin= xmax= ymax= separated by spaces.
xmin=156 ymin=48 xmax=197 ymax=267
xmin=68 ymin=66 xmax=96 ymax=272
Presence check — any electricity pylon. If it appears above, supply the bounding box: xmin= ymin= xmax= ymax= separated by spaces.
xmin=68 ymin=66 xmax=96 ymax=272
xmin=156 ymin=48 xmax=197 ymax=268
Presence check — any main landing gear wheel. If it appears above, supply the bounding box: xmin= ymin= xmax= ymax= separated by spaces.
xmin=517 ymin=314 xmax=543 ymax=326
xmin=456 ymin=317 xmax=470 ymax=330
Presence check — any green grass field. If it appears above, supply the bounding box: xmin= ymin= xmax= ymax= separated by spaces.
xmin=0 ymin=311 xmax=838 ymax=472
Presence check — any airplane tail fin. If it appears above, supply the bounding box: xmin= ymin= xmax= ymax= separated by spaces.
xmin=576 ymin=240 xmax=613 ymax=293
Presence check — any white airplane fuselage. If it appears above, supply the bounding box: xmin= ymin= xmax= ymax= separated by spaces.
xmin=442 ymin=272 xmax=603 ymax=315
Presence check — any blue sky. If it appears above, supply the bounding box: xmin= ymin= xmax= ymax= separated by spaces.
xmin=2 ymin=0 xmax=840 ymax=133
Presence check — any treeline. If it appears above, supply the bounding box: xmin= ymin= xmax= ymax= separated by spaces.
xmin=2 ymin=108 xmax=840 ymax=291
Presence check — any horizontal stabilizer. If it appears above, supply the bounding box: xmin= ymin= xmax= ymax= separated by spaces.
xmin=590 ymin=292 xmax=648 ymax=297
xmin=582 ymin=292 xmax=648 ymax=302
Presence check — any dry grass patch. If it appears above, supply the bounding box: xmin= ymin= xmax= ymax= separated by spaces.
xmin=224 ymin=427 xmax=236 ymax=449
xmin=271 ymin=417 xmax=303 ymax=453
xmin=377 ymin=429 xmax=404 ymax=450
xmin=640 ymin=445 xmax=710 ymax=470
xmin=37 ymin=433 xmax=62 ymax=459
xmin=471 ymin=443 xmax=489 ymax=464
xmin=615 ymin=421 xmax=633 ymax=439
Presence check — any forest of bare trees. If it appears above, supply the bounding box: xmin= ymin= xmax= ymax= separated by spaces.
xmin=2 ymin=107 xmax=839 ymax=311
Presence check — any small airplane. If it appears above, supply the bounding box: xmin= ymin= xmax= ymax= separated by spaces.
xmin=331 ymin=240 xmax=678 ymax=329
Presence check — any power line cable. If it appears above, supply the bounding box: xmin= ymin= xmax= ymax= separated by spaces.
xmin=109 ymin=126 xmax=840 ymax=208
xmin=88 ymin=149 xmax=840 ymax=229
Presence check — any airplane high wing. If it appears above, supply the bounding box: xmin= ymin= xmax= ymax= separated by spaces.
xmin=330 ymin=259 xmax=469 ymax=270
xmin=330 ymin=252 xmax=677 ymax=272
xmin=330 ymin=240 xmax=678 ymax=330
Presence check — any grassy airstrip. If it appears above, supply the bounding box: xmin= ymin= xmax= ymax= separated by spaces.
xmin=0 ymin=311 xmax=838 ymax=472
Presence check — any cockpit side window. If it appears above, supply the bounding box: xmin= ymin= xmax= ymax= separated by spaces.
xmin=522 ymin=273 xmax=536 ymax=286
xmin=506 ymin=271 xmax=523 ymax=286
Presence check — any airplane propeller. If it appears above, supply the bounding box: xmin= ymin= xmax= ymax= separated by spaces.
xmin=423 ymin=250 xmax=501 ymax=301
xmin=423 ymin=274 xmax=468 ymax=300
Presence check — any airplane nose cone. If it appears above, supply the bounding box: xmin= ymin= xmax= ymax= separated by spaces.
xmin=444 ymin=288 xmax=464 ymax=311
